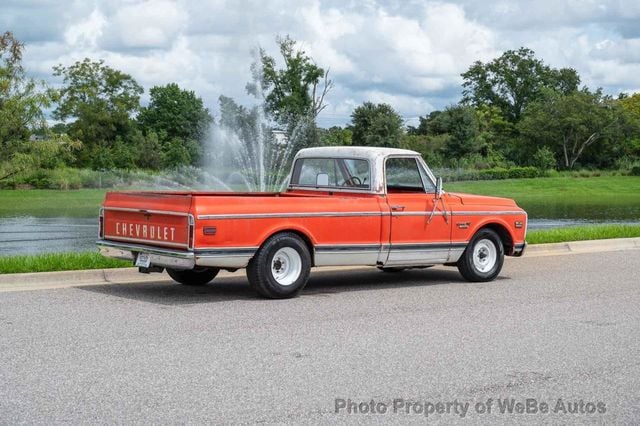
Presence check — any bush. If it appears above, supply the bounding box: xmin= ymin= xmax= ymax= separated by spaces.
xmin=631 ymin=165 xmax=640 ymax=176
xmin=531 ymin=146 xmax=556 ymax=170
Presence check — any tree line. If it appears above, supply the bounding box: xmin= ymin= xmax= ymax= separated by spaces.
xmin=2 ymin=31 xmax=640 ymax=189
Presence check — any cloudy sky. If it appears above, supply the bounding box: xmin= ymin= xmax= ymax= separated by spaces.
xmin=3 ymin=0 xmax=640 ymax=127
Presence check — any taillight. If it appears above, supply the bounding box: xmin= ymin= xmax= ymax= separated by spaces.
xmin=188 ymin=214 xmax=195 ymax=250
xmin=99 ymin=207 xmax=104 ymax=238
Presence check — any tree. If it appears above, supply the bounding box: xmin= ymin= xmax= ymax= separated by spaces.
xmin=619 ymin=92 xmax=640 ymax=119
xmin=53 ymin=58 xmax=143 ymax=168
xmin=350 ymin=102 xmax=404 ymax=147
xmin=251 ymin=36 xmax=333 ymax=144
xmin=461 ymin=47 xmax=579 ymax=122
xmin=519 ymin=88 xmax=627 ymax=169
xmin=137 ymin=83 xmax=212 ymax=143
xmin=318 ymin=126 xmax=352 ymax=146
xmin=426 ymin=105 xmax=480 ymax=159
xmin=0 ymin=31 xmax=51 ymax=152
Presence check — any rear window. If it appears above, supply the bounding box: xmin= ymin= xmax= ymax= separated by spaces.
xmin=290 ymin=158 xmax=370 ymax=190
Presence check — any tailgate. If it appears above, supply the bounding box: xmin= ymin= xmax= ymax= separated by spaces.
xmin=101 ymin=192 xmax=193 ymax=250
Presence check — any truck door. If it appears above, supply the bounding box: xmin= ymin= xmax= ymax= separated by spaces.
xmin=383 ymin=157 xmax=451 ymax=266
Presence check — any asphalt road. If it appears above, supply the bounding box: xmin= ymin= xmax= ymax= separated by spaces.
xmin=1 ymin=251 xmax=639 ymax=424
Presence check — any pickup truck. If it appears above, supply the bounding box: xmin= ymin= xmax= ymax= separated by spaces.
xmin=97 ymin=147 xmax=527 ymax=298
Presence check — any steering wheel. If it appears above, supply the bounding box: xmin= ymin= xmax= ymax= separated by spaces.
xmin=342 ymin=176 xmax=362 ymax=186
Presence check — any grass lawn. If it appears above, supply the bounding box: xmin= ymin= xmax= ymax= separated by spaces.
xmin=527 ymin=224 xmax=640 ymax=244
xmin=0 ymin=188 xmax=107 ymax=218
xmin=0 ymin=251 xmax=130 ymax=274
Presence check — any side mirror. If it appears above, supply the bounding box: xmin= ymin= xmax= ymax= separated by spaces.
xmin=316 ymin=173 xmax=329 ymax=186
xmin=435 ymin=177 xmax=443 ymax=199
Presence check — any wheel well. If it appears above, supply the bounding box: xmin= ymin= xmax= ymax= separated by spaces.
xmin=261 ymin=230 xmax=316 ymax=266
xmin=480 ymin=223 xmax=513 ymax=254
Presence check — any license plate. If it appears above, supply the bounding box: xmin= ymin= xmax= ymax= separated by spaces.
xmin=135 ymin=252 xmax=151 ymax=268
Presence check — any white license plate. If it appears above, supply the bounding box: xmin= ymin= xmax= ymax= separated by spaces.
xmin=135 ymin=252 xmax=151 ymax=268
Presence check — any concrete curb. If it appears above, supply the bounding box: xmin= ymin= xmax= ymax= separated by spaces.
xmin=1 ymin=238 xmax=639 ymax=291
xmin=525 ymin=237 xmax=640 ymax=257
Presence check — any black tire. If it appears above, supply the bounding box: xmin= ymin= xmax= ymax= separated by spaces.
xmin=166 ymin=267 xmax=219 ymax=286
xmin=378 ymin=267 xmax=406 ymax=273
xmin=246 ymin=233 xmax=311 ymax=299
xmin=457 ymin=228 xmax=504 ymax=282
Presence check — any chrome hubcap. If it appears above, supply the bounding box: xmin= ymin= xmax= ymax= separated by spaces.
xmin=271 ymin=247 xmax=302 ymax=286
xmin=473 ymin=239 xmax=497 ymax=273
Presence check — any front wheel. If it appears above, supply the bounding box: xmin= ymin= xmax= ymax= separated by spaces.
xmin=246 ymin=233 xmax=311 ymax=299
xmin=166 ymin=267 xmax=219 ymax=286
xmin=457 ymin=228 xmax=504 ymax=282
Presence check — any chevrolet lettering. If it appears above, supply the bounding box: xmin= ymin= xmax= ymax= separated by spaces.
xmin=97 ymin=147 xmax=527 ymax=298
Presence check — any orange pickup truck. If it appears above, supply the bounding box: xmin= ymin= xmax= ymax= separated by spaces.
xmin=98 ymin=147 xmax=527 ymax=298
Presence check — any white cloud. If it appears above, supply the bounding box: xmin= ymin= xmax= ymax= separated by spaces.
xmin=9 ymin=0 xmax=640 ymax=126
xmin=102 ymin=0 xmax=189 ymax=49
xmin=64 ymin=9 xmax=107 ymax=49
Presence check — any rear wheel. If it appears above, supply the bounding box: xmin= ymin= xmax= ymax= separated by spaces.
xmin=247 ymin=233 xmax=311 ymax=299
xmin=378 ymin=267 xmax=406 ymax=273
xmin=166 ymin=267 xmax=219 ymax=286
xmin=457 ymin=228 xmax=504 ymax=282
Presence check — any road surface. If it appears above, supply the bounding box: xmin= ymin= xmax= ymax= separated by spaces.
xmin=1 ymin=251 xmax=639 ymax=424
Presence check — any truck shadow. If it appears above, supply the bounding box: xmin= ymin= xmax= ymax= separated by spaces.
xmin=77 ymin=267 xmax=509 ymax=306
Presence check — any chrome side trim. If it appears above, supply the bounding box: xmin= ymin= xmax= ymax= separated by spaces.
xmin=450 ymin=210 xmax=525 ymax=216
xmin=194 ymin=246 xmax=258 ymax=268
xmin=315 ymin=244 xmax=381 ymax=266
xmin=391 ymin=211 xmax=448 ymax=217
xmin=384 ymin=242 xmax=468 ymax=266
xmin=197 ymin=210 xmax=524 ymax=221
xmin=288 ymin=185 xmax=374 ymax=194
xmin=197 ymin=211 xmax=385 ymax=220
xmin=103 ymin=207 xmax=190 ymax=217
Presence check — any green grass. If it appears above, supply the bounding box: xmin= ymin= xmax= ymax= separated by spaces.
xmin=526 ymin=224 xmax=640 ymax=244
xmin=0 ymin=252 xmax=131 ymax=274
xmin=0 ymin=188 xmax=108 ymax=218
xmin=447 ymin=175 xmax=640 ymax=220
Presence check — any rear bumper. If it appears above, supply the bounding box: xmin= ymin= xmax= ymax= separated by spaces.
xmin=512 ymin=241 xmax=527 ymax=257
xmin=97 ymin=240 xmax=195 ymax=269
xmin=96 ymin=239 xmax=256 ymax=270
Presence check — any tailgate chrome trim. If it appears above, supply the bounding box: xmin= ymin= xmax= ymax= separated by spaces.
xmin=97 ymin=240 xmax=195 ymax=270
xmin=103 ymin=207 xmax=190 ymax=216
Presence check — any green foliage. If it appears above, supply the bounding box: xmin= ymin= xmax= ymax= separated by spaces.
xmin=519 ymin=88 xmax=630 ymax=169
xmin=138 ymin=83 xmax=212 ymax=142
xmin=631 ymin=165 xmax=640 ymax=176
xmin=319 ymin=126 xmax=352 ymax=146
xmin=53 ymin=58 xmax=143 ymax=168
xmin=532 ymin=146 xmax=556 ymax=170
xmin=137 ymin=83 xmax=211 ymax=167
xmin=350 ymin=102 xmax=403 ymax=147
xmin=619 ymin=93 xmax=640 ymax=118
xmin=1 ymin=31 xmax=52 ymax=152
xmin=252 ymin=35 xmax=332 ymax=149
xmin=0 ymin=135 xmax=81 ymax=184
xmin=461 ymin=47 xmax=579 ymax=122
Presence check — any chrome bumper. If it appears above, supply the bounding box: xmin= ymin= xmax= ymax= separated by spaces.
xmin=512 ymin=241 xmax=527 ymax=257
xmin=97 ymin=240 xmax=195 ymax=270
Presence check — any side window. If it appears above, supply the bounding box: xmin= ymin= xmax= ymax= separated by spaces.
xmin=296 ymin=158 xmax=339 ymax=186
xmin=386 ymin=157 xmax=425 ymax=193
xmin=291 ymin=158 xmax=370 ymax=189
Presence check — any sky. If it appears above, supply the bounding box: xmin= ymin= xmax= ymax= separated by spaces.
xmin=3 ymin=0 xmax=640 ymax=127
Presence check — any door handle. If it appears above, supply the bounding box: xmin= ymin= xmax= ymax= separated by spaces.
xmin=391 ymin=205 xmax=405 ymax=211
